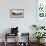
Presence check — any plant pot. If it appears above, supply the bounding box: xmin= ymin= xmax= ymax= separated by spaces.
xmin=37 ymin=39 xmax=40 ymax=43
xmin=37 ymin=39 xmax=45 ymax=44
xmin=40 ymin=38 xmax=45 ymax=43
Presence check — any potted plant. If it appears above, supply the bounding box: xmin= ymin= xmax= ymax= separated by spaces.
xmin=32 ymin=24 xmax=45 ymax=30
xmin=33 ymin=32 xmax=46 ymax=43
xmin=32 ymin=25 xmax=39 ymax=30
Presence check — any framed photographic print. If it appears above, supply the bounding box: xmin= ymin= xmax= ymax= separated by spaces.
xmin=10 ymin=9 xmax=24 ymax=18
xmin=36 ymin=0 xmax=46 ymax=26
xmin=37 ymin=0 xmax=46 ymax=19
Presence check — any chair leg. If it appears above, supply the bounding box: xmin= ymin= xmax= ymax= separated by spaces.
xmin=4 ymin=41 xmax=7 ymax=46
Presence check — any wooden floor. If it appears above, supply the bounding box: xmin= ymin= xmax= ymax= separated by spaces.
xmin=0 ymin=42 xmax=46 ymax=46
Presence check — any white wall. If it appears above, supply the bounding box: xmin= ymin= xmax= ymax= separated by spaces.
xmin=0 ymin=0 xmax=36 ymax=42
